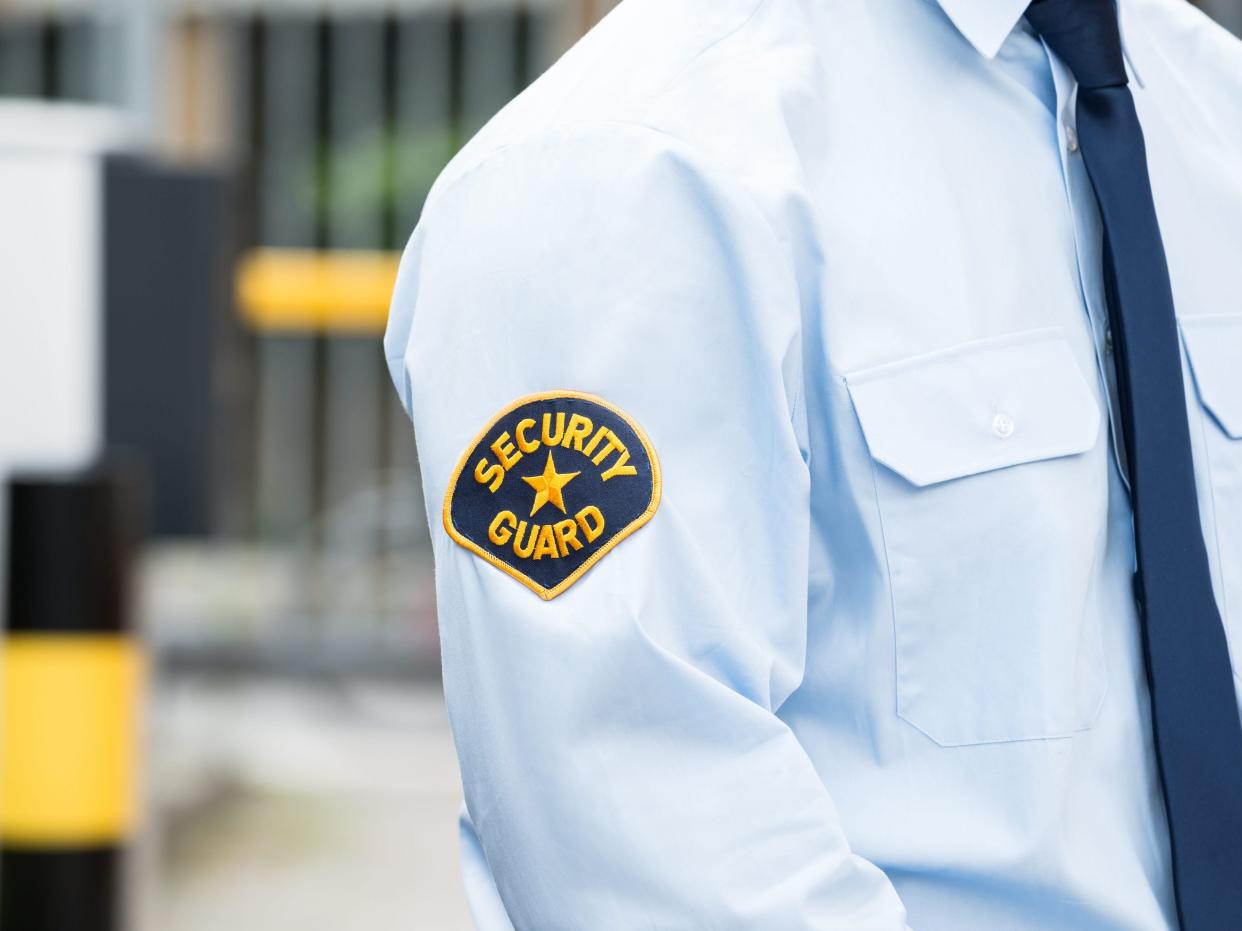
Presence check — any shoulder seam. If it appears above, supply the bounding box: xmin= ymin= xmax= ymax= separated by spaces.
xmin=423 ymin=0 xmax=773 ymax=212
xmin=420 ymin=117 xmax=793 ymax=275
xmin=636 ymin=0 xmax=772 ymax=123
xmin=427 ymin=116 xmax=770 ymax=238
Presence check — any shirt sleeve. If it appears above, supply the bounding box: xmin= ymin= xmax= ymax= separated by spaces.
xmin=385 ymin=123 xmax=911 ymax=931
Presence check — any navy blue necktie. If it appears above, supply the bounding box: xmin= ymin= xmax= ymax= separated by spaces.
xmin=1024 ymin=2 xmax=1242 ymax=927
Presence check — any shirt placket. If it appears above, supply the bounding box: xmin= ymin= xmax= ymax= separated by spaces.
xmin=1045 ymin=47 xmax=1132 ymax=489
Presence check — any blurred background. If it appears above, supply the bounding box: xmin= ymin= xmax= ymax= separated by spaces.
xmin=0 ymin=1 xmax=1239 ymax=929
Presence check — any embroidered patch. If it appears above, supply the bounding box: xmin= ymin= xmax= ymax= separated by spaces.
xmin=443 ymin=391 xmax=661 ymax=600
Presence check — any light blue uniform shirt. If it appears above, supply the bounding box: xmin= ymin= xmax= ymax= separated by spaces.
xmin=385 ymin=0 xmax=1242 ymax=927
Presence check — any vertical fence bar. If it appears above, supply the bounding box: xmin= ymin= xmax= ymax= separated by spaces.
xmin=321 ymin=14 xmax=388 ymax=635
xmin=56 ymin=17 xmax=98 ymax=102
xmin=211 ymin=13 xmax=264 ymax=541
xmin=323 ymin=15 xmax=385 ymax=518
xmin=393 ymin=10 xmax=455 ymax=239
xmin=524 ymin=2 xmax=565 ymax=80
xmin=88 ymin=8 xmax=123 ymax=112
xmin=253 ymin=16 xmax=320 ymax=541
xmin=0 ymin=18 xmax=44 ymax=98
xmin=380 ymin=10 xmax=459 ymax=637
xmin=460 ymin=6 xmax=521 ymax=138
xmin=38 ymin=17 xmax=61 ymax=98
xmin=388 ymin=8 xmax=455 ymax=501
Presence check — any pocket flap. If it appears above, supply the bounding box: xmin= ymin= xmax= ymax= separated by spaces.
xmin=844 ymin=328 xmax=1101 ymax=487
xmin=1182 ymin=315 xmax=1242 ymax=440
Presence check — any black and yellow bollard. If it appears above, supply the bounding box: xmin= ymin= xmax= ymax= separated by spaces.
xmin=1 ymin=468 xmax=143 ymax=931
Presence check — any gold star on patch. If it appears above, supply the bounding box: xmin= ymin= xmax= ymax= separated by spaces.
xmin=522 ymin=451 xmax=580 ymax=517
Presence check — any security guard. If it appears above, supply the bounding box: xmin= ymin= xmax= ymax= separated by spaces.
xmin=385 ymin=0 xmax=1242 ymax=927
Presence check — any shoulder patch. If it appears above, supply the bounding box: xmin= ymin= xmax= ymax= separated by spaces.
xmin=443 ymin=391 xmax=662 ymax=600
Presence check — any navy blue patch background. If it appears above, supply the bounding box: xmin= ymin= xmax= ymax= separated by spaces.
xmin=449 ymin=396 xmax=656 ymax=591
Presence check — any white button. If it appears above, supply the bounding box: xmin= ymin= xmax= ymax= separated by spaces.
xmin=1066 ymin=125 xmax=1080 ymax=153
xmin=992 ymin=413 xmax=1016 ymax=439
xmin=1105 ymin=326 xmax=1114 ymax=352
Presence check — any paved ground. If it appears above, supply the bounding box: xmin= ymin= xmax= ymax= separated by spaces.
xmin=145 ymin=678 xmax=473 ymax=931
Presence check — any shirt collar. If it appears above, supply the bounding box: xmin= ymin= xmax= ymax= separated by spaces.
xmin=936 ymin=0 xmax=1147 ymax=86
xmin=935 ymin=0 xmax=1035 ymax=59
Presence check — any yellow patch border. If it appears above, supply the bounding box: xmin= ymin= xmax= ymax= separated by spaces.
xmin=442 ymin=390 xmax=662 ymax=601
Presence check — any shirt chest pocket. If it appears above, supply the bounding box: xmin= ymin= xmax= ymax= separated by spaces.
xmin=1183 ymin=315 xmax=1242 ymax=676
xmin=845 ymin=328 xmax=1109 ymax=747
